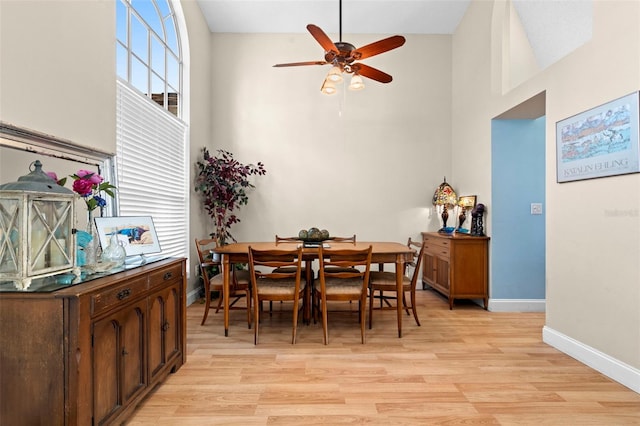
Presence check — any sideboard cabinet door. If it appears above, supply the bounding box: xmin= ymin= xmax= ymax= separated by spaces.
xmin=148 ymin=281 xmax=182 ymax=381
xmin=92 ymin=299 xmax=147 ymax=426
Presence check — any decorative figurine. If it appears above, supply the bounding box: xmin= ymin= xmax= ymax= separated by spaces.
xmin=471 ymin=203 xmax=485 ymax=236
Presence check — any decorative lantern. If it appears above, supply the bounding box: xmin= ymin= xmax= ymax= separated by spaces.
xmin=0 ymin=160 xmax=78 ymax=290
xmin=432 ymin=177 xmax=458 ymax=232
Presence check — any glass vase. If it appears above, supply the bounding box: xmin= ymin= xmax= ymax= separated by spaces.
xmin=101 ymin=233 xmax=126 ymax=267
xmin=84 ymin=210 xmax=100 ymax=265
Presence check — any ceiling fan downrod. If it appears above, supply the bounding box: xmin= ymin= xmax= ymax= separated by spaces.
xmin=339 ymin=0 xmax=342 ymax=42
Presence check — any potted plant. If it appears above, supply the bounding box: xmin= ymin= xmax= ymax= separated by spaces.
xmin=195 ymin=147 xmax=266 ymax=247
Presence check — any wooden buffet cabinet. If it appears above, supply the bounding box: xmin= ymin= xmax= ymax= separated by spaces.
xmin=0 ymin=257 xmax=186 ymax=426
xmin=421 ymin=232 xmax=489 ymax=310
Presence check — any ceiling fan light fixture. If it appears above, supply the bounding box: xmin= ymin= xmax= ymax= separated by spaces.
xmin=348 ymin=74 xmax=365 ymax=91
xmin=327 ymin=65 xmax=343 ymax=83
xmin=321 ymin=79 xmax=337 ymax=95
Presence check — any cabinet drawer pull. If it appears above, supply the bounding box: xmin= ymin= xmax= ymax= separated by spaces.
xmin=162 ymin=321 xmax=170 ymax=331
xmin=117 ymin=288 xmax=131 ymax=300
xmin=163 ymin=272 xmax=173 ymax=281
xmin=122 ymin=348 xmax=129 ymax=356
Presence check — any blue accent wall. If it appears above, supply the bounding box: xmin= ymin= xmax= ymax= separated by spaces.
xmin=491 ymin=118 xmax=546 ymax=299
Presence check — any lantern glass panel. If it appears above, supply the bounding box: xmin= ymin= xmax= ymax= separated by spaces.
xmin=29 ymin=197 xmax=74 ymax=273
xmin=0 ymin=197 xmax=20 ymax=274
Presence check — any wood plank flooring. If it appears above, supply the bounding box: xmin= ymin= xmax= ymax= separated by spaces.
xmin=127 ymin=289 xmax=640 ymax=425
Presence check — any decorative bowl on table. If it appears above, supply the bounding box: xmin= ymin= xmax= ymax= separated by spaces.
xmin=298 ymin=227 xmax=331 ymax=246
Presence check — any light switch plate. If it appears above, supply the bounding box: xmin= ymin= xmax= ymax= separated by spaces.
xmin=531 ymin=203 xmax=543 ymax=215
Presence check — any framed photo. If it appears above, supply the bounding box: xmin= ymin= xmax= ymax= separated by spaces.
xmin=556 ymin=91 xmax=639 ymax=183
xmin=458 ymin=195 xmax=477 ymax=209
xmin=94 ymin=216 xmax=161 ymax=257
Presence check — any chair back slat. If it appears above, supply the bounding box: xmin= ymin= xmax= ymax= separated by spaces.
xmin=249 ymin=247 xmax=303 ymax=281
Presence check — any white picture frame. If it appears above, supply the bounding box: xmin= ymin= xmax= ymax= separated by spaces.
xmin=94 ymin=216 xmax=161 ymax=257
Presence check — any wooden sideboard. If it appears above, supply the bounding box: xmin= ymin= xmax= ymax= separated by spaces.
xmin=0 ymin=257 xmax=186 ymax=426
xmin=421 ymin=232 xmax=489 ymax=310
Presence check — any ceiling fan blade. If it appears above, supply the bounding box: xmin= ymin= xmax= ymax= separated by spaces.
xmin=307 ymin=24 xmax=339 ymax=54
xmin=352 ymin=63 xmax=393 ymax=84
xmin=273 ymin=61 xmax=328 ymax=67
xmin=350 ymin=35 xmax=406 ymax=61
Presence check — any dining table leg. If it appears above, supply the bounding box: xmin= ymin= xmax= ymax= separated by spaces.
xmin=222 ymin=254 xmax=231 ymax=336
xmin=303 ymin=260 xmax=312 ymax=324
xmin=396 ymin=255 xmax=403 ymax=338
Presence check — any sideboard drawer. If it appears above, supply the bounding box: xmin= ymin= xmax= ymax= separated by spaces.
xmin=149 ymin=263 xmax=183 ymax=287
xmin=423 ymin=235 xmax=451 ymax=249
xmin=424 ymin=243 xmax=450 ymax=259
xmin=91 ymin=276 xmax=149 ymax=316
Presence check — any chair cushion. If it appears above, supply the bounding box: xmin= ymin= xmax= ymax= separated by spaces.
xmin=322 ymin=278 xmax=364 ymax=295
xmin=234 ymin=269 xmax=252 ymax=284
xmin=256 ymin=279 xmax=306 ymax=295
xmin=369 ymin=271 xmax=411 ymax=289
xmin=209 ymin=273 xmax=224 ymax=284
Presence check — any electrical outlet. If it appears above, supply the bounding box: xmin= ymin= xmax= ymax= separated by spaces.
xmin=531 ymin=203 xmax=543 ymax=215
xmin=194 ymin=262 xmax=200 ymax=275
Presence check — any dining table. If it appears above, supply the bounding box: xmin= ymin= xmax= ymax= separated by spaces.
xmin=213 ymin=241 xmax=415 ymax=338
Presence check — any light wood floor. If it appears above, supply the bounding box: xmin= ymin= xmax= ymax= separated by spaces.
xmin=127 ymin=289 xmax=640 ymax=425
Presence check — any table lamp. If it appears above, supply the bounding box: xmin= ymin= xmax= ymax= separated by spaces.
xmin=432 ymin=177 xmax=457 ymax=232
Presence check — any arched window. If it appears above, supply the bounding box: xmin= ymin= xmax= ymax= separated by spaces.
xmin=115 ymin=0 xmax=188 ymax=259
xmin=117 ymin=0 xmax=182 ymax=116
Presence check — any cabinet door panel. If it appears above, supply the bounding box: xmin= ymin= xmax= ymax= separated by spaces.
xmin=149 ymin=283 xmax=181 ymax=381
xmin=422 ymin=252 xmax=436 ymax=286
xmin=435 ymin=257 xmax=450 ymax=290
xmin=93 ymin=300 xmax=146 ymax=426
xmin=163 ymin=285 xmax=180 ymax=361
xmin=121 ymin=302 xmax=146 ymax=402
xmin=93 ymin=319 xmax=120 ymax=425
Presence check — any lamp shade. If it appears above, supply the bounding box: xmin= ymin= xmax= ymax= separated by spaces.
xmin=432 ymin=177 xmax=457 ymax=206
xmin=348 ymin=74 xmax=365 ymax=91
xmin=327 ymin=65 xmax=343 ymax=83
xmin=321 ymin=79 xmax=337 ymax=95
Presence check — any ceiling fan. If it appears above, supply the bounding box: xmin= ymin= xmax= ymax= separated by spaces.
xmin=273 ymin=0 xmax=406 ymax=94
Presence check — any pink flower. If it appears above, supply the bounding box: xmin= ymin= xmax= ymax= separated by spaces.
xmin=76 ymin=169 xmax=103 ymax=185
xmin=46 ymin=171 xmax=58 ymax=181
xmin=72 ymin=178 xmax=94 ymax=196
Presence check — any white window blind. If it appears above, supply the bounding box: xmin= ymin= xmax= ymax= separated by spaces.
xmin=116 ymin=79 xmax=188 ymax=258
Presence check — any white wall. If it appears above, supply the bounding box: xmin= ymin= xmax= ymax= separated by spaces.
xmin=181 ymin=0 xmax=213 ymax=290
xmin=452 ymin=0 xmax=640 ymax=388
xmin=0 ymin=0 xmax=115 ymax=151
xmin=203 ymin=33 xmax=453 ymax=245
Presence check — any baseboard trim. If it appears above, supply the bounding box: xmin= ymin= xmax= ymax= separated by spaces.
xmin=543 ymin=326 xmax=640 ymax=394
xmin=186 ymin=286 xmax=201 ymax=306
xmin=488 ymin=298 xmax=546 ymax=312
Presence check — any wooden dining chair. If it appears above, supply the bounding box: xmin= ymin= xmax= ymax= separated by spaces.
xmin=274 ymin=235 xmax=300 ymax=243
xmin=368 ymin=238 xmax=424 ymax=329
xmin=324 ymin=234 xmax=359 ymax=274
xmin=331 ymin=234 xmax=356 ymax=243
xmin=195 ymin=238 xmax=252 ymax=328
xmin=315 ymin=245 xmax=373 ymax=344
xmin=273 ymin=235 xmax=314 ymax=322
xmin=248 ymin=246 xmax=306 ymax=344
